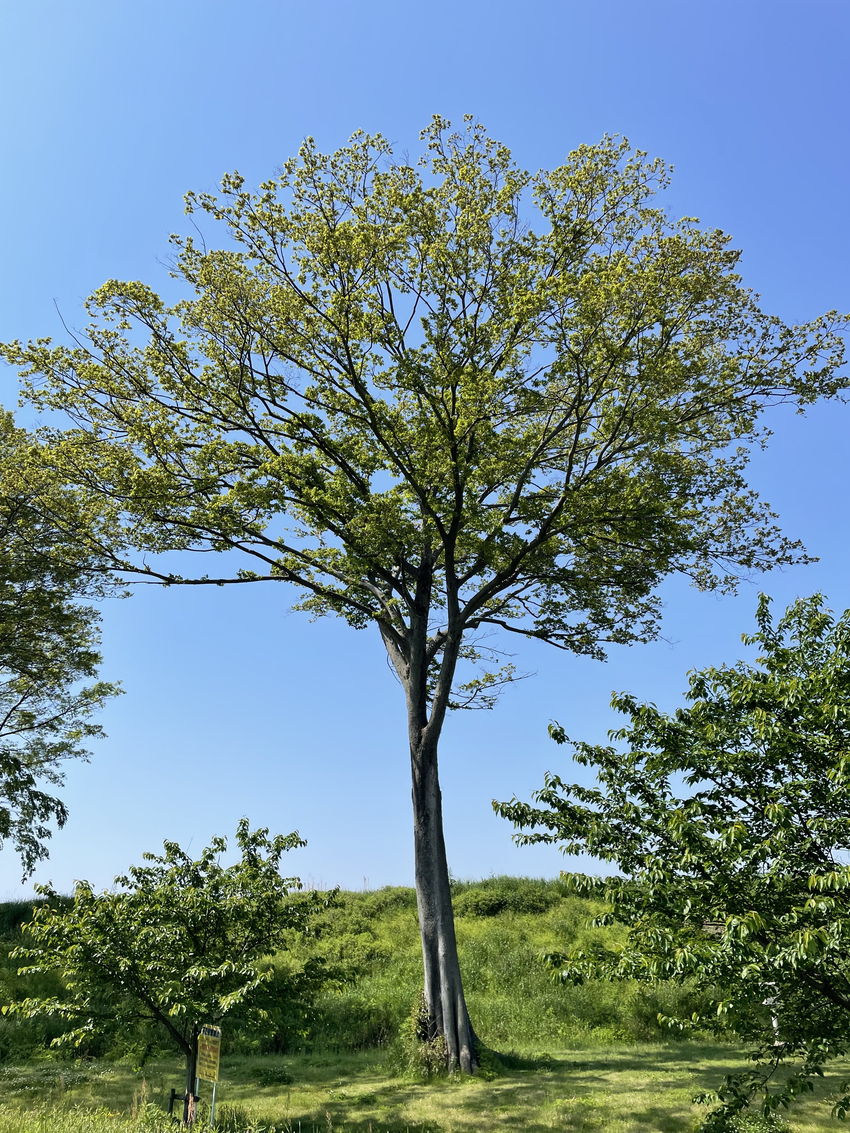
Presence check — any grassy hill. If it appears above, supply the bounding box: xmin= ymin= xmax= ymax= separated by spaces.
xmin=294 ymin=876 xmax=703 ymax=1055
xmin=0 ymin=877 xmax=703 ymax=1063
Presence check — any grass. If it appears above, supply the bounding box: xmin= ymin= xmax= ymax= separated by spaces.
xmin=0 ymin=882 xmax=847 ymax=1130
xmin=0 ymin=1045 xmax=847 ymax=1131
xmin=298 ymin=880 xmax=702 ymax=1053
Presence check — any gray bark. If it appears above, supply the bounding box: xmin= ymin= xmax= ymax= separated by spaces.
xmin=410 ymin=731 xmax=477 ymax=1072
xmin=380 ymin=554 xmax=478 ymax=1074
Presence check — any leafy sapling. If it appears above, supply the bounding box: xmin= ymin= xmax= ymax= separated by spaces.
xmin=6 ymin=820 xmax=333 ymax=1118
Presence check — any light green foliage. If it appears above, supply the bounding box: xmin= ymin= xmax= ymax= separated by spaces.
xmin=498 ymin=595 xmax=850 ymax=1126
xmin=0 ymin=1109 xmax=171 ymax=1133
xmin=0 ymin=1104 xmax=286 ymax=1132
xmin=2 ymin=119 xmax=847 ymax=701
xmin=4 ymin=822 xmax=333 ymax=1081
xmin=0 ymin=411 xmax=120 ymax=877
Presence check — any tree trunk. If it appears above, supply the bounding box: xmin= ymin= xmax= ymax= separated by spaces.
xmin=410 ymin=734 xmax=477 ymax=1073
xmin=183 ymin=1027 xmax=198 ymax=1124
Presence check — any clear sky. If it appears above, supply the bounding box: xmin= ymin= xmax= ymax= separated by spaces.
xmin=0 ymin=0 xmax=848 ymax=895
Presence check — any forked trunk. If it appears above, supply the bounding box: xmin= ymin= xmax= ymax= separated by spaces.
xmin=410 ymin=734 xmax=477 ymax=1073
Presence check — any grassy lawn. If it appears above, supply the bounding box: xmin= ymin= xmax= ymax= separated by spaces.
xmin=0 ymin=1044 xmax=847 ymax=1131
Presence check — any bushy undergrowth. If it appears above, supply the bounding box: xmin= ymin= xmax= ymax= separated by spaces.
xmin=0 ymin=878 xmax=708 ymax=1064
xmin=0 ymin=900 xmax=78 ymax=1062
xmin=279 ymin=876 xmax=708 ymax=1054
xmin=706 ymin=1114 xmax=794 ymax=1133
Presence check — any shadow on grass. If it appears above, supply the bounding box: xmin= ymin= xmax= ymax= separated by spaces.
xmin=281 ymin=1045 xmax=739 ymax=1133
xmin=1 ymin=1045 xmax=843 ymax=1132
xmin=358 ymin=1044 xmax=758 ymax=1133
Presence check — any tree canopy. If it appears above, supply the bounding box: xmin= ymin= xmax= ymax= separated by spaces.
xmin=497 ymin=595 xmax=850 ymax=1126
xmin=6 ymin=121 xmax=847 ymax=663
xmin=0 ymin=411 xmax=119 ymax=876
xmin=3 ymin=116 xmax=848 ymax=1069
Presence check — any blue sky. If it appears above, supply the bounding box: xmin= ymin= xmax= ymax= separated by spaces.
xmin=1 ymin=0 xmax=848 ymax=894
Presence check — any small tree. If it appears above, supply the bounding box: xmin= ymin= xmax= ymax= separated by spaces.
xmin=6 ymin=820 xmax=331 ymax=1119
xmin=497 ymin=595 xmax=850 ymax=1126
xmin=0 ymin=410 xmax=119 ymax=876
xmin=4 ymin=119 xmax=848 ymax=1068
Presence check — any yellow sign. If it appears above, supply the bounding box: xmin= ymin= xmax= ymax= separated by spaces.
xmin=197 ymin=1024 xmax=221 ymax=1083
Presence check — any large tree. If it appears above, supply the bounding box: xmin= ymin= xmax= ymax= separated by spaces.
xmin=496 ymin=595 xmax=850 ymax=1127
xmin=0 ymin=410 xmax=119 ymax=877
xmin=3 ymin=119 xmax=847 ymax=1070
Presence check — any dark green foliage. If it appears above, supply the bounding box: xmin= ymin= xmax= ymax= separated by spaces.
xmin=451 ymin=876 xmax=562 ymax=917
xmin=384 ymin=992 xmax=449 ymax=1079
xmin=0 ymin=413 xmax=120 ymax=877
xmin=0 ymin=899 xmax=69 ymax=938
xmin=255 ymin=1064 xmax=293 ymax=1086
xmin=0 ymin=1064 xmax=94 ymax=1092
xmin=0 ymin=899 xmax=71 ymax=1062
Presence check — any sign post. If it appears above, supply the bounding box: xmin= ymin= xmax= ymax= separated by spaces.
xmin=197 ymin=1024 xmax=221 ymax=1126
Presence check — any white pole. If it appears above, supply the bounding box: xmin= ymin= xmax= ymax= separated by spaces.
xmin=210 ymin=1080 xmax=217 ymax=1127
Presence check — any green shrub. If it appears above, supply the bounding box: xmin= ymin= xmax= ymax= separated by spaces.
xmin=384 ymin=992 xmax=449 ymax=1080
xmin=451 ymin=877 xmax=561 ymax=917
xmin=256 ymin=1064 xmax=293 ymax=1086
xmin=700 ymin=1112 xmax=795 ymax=1133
